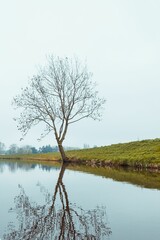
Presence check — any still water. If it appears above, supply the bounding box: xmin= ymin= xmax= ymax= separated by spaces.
xmin=0 ymin=160 xmax=160 ymax=240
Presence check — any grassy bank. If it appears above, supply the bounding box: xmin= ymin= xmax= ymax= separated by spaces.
xmin=67 ymin=138 xmax=160 ymax=169
xmin=1 ymin=138 xmax=160 ymax=169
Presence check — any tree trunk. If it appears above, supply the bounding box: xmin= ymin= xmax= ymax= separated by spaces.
xmin=57 ymin=163 xmax=67 ymax=182
xmin=58 ymin=143 xmax=68 ymax=162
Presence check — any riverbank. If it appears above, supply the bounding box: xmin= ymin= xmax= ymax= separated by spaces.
xmin=1 ymin=138 xmax=160 ymax=169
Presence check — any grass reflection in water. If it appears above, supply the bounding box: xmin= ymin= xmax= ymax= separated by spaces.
xmin=67 ymin=164 xmax=160 ymax=190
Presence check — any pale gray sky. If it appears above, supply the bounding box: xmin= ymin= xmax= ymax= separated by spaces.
xmin=0 ymin=0 xmax=160 ymax=148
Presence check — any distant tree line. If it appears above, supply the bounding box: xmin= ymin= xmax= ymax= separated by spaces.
xmin=0 ymin=141 xmax=81 ymax=155
xmin=0 ymin=142 xmax=5 ymax=154
xmin=0 ymin=143 xmax=58 ymax=155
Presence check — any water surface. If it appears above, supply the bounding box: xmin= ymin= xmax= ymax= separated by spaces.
xmin=0 ymin=160 xmax=160 ymax=240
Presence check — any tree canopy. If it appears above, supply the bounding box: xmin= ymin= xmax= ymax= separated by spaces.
xmin=13 ymin=56 xmax=106 ymax=161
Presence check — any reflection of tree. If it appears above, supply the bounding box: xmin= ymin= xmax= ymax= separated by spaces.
xmin=4 ymin=164 xmax=111 ymax=240
xmin=0 ymin=161 xmax=58 ymax=173
xmin=0 ymin=161 xmax=36 ymax=173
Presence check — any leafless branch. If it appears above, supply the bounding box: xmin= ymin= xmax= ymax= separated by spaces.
xmin=13 ymin=55 xmax=106 ymax=161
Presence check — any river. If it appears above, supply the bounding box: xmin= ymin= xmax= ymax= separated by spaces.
xmin=0 ymin=160 xmax=160 ymax=240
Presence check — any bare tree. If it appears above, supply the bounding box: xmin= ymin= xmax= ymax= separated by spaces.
xmin=0 ymin=141 xmax=5 ymax=154
xmin=8 ymin=144 xmax=18 ymax=155
xmin=13 ymin=56 xmax=106 ymax=161
xmin=4 ymin=164 xmax=111 ymax=240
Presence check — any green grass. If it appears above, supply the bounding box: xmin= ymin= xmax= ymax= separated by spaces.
xmin=1 ymin=138 xmax=160 ymax=168
xmin=0 ymin=152 xmax=60 ymax=161
xmin=66 ymin=138 xmax=160 ymax=168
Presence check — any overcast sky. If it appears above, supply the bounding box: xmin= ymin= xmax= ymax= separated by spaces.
xmin=0 ymin=0 xmax=160 ymax=149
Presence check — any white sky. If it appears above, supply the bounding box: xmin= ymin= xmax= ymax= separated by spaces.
xmin=0 ymin=0 xmax=160 ymax=148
